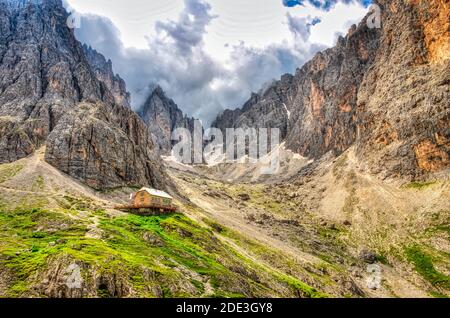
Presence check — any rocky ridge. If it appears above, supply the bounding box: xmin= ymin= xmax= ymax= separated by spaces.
xmin=82 ymin=44 xmax=131 ymax=108
xmin=212 ymin=0 xmax=450 ymax=180
xmin=138 ymin=85 xmax=196 ymax=154
xmin=0 ymin=0 xmax=168 ymax=189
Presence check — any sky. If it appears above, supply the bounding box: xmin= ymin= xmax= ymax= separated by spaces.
xmin=64 ymin=0 xmax=371 ymax=125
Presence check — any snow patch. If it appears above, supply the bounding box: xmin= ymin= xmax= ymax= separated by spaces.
xmin=162 ymin=155 xmax=193 ymax=169
xmin=283 ymin=103 xmax=291 ymax=119
xmin=203 ymin=144 xmax=226 ymax=167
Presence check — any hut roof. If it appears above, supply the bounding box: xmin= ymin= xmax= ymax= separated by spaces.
xmin=139 ymin=188 xmax=173 ymax=200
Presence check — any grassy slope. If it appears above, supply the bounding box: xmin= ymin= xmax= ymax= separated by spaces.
xmin=0 ymin=160 xmax=326 ymax=298
xmin=1 ymin=150 xmax=449 ymax=298
xmin=170 ymin=148 xmax=450 ymax=298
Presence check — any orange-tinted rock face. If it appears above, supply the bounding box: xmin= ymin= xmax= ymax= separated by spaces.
xmin=413 ymin=0 xmax=450 ymax=64
xmin=324 ymin=126 xmax=333 ymax=148
xmin=212 ymin=0 xmax=449 ymax=179
xmin=214 ymin=5 xmax=380 ymax=160
xmin=310 ymin=82 xmax=325 ymax=118
xmin=375 ymin=122 xmax=399 ymax=146
xmin=339 ymin=103 xmax=353 ymax=113
xmin=339 ymin=86 xmax=357 ymax=113
xmin=415 ymin=139 xmax=449 ymax=172
xmin=310 ymin=53 xmax=328 ymax=72
xmin=354 ymin=0 xmax=450 ymax=179
xmin=358 ymin=40 xmax=370 ymax=61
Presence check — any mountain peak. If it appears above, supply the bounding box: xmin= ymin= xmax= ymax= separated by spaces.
xmin=139 ymin=85 xmax=195 ymax=154
xmin=212 ymin=0 xmax=449 ymax=179
xmin=151 ymin=85 xmax=165 ymax=96
xmin=82 ymin=44 xmax=131 ymax=108
xmin=0 ymin=0 xmax=168 ymax=189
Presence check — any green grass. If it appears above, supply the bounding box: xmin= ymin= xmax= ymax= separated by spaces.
xmin=276 ymin=273 xmax=328 ymax=298
xmin=203 ymin=218 xmax=226 ymax=234
xmin=375 ymin=254 xmax=390 ymax=265
xmin=190 ymin=279 xmax=205 ymax=293
xmin=425 ymin=223 xmax=450 ymax=237
xmin=92 ymin=209 xmax=109 ymax=218
xmin=0 ymin=207 xmax=90 ymax=295
xmin=405 ymin=246 xmax=450 ymax=290
xmin=62 ymin=195 xmax=95 ymax=211
xmin=31 ymin=175 xmax=45 ymax=192
xmin=403 ymin=181 xmax=437 ymax=190
xmin=1 ymin=204 xmax=317 ymax=298
xmin=99 ymin=214 xmax=228 ymax=277
xmin=434 ymin=225 xmax=450 ymax=235
xmin=429 ymin=291 xmax=449 ymax=298
xmin=0 ymin=210 xmax=213 ymax=297
xmin=209 ymin=219 xmax=330 ymax=298
xmin=0 ymin=163 xmax=23 ymax=183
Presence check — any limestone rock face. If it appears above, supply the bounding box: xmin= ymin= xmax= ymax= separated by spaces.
xmin=284 ymin=21 xmax=380 ymax=160
xmin=212 ymin=74 xmax=295 ymax=141
xmin=355 ymin=0 xmax=450 ymax=179
xmin=212 ymin=0 xmax=449 ymax=180
xmin=212 ymin=21 xmax=380 ymax=157
xmin=0 ymin=0 xmax=168 ymax=189
xmin=83 ymin=44 xmax=131 ymax=108
xmin=44 ymin=102 xmax=167 ymax=190
xmin=138 ymin=86 xmax=196 ymax=154
xmin=0 ymin=0 xmax=101 ymax=163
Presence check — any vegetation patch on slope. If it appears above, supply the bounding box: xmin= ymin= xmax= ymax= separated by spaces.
xmin=402 ymin=181 xmax=437 ymax=190
xmin=405 ymin=245 xmax=450 ymax=290
xmin=0 ymin=163 xmax=23 ymax=184
xmin=0 ymin=201 xmax=326 ymax=298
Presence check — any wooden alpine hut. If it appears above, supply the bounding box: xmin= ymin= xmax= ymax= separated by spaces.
xmin=115 ymin=187 xmax=177 ymax=215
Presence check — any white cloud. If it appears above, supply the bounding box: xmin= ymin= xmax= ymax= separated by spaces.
xmin=65 ymin=0 xmax=369 ymax=125
xmin=65 ymin=0 xmax=185 ymax=49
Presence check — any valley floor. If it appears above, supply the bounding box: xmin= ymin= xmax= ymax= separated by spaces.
xmin=0 ymin=147 xmax=448 ymax=298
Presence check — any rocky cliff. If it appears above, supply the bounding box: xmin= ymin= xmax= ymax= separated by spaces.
xmin=355 ymin=0 xmax=449 ymax=179
xmin=138 ymin=86 xmax=196 ymax=154
xmin=0 ymin=0 xmax=167 ymax=189
xmin=211 ymin=74 xmax=295 ymax=141
xmin=212 ymin=0 xmax=449 ymax=180
xmin=82 ymin=44 xmax=131 ymax=109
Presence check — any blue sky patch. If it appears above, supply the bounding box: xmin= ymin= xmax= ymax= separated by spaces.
xmin=282 ymin=0 xmax=303 ymax=7
xmin=282 ymin=0 xmax=372 ymax=10
xmin=311 ymin=17 xmax=321 ymax=25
